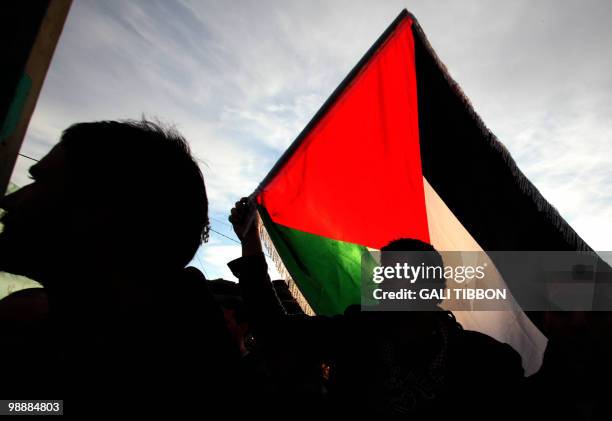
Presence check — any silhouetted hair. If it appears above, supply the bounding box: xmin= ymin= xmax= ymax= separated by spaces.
xmin=381 ymin=238 xmax=439 ymax=255
xmin=381 ymin=238 xmax=446 ymax=292
xmin=61 ymin=119 xmax=209 ymax=269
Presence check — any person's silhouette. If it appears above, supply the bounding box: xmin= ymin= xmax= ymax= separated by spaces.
xmin=229 ymin=197 xmax=524 ymax=419
xmin=0 ymin=120 xmax=239 ymax=410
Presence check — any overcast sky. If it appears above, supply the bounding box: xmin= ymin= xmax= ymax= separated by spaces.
xmin=11 ymin=0 xmax=612 ymax=280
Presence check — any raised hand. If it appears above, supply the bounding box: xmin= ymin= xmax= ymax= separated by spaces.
xmin=229 ymin=197 xmax=261 ymax=256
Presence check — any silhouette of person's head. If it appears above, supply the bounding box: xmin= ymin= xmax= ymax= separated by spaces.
xmin=379 ymin=238 xmax=446 ymax=310
xmin=0 ymin=120 xmax=209 ymax=290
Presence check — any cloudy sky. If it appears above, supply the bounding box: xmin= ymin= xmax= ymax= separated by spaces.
xmin=10 ymin=0 xmax=612 ymax=280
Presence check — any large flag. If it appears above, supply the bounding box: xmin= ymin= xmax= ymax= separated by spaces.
xmin=254 ymin=10 xmax=591 ymax=375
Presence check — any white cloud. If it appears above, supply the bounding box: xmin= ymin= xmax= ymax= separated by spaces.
xmin=194 ymin=241 xmax=241 ymax=281
xmin=190 ymin=237 xmax=281 ymax=281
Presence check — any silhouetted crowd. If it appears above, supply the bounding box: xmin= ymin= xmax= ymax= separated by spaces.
xmin=0 ymin=120 xmax=610 ymax=418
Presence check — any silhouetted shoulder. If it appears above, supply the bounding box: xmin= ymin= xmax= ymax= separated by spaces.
xmin=0 ymin=287 xmax=49 ymax=322
xmin=452 ymin=329 xmax=524 ymax=379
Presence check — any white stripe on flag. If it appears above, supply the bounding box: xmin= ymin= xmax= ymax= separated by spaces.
xmin=423 ymin=178 xmax=547 ymax=376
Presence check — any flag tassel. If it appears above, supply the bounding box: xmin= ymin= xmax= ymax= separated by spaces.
xmin=257 ymin=212 xmax=315 ymax=315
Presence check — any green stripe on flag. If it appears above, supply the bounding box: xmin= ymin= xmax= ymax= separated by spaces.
xmin=259 ymin=206 xmax=378 ymax=316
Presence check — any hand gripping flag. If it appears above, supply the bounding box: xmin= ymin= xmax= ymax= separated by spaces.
xmin=252 ymin=10 xmax=594 ymax=375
